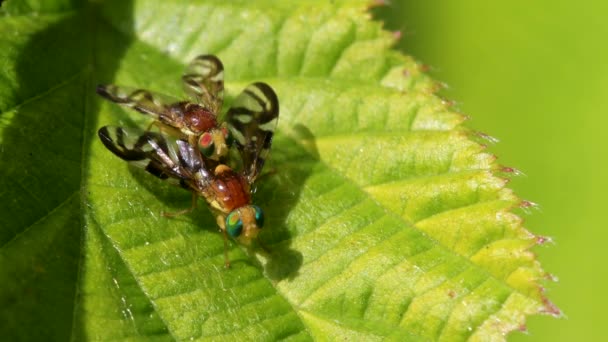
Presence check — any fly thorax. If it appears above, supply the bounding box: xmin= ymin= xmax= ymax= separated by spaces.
xmin=183 ymin=103 xmax=217 ymax=134
xmin=211 ymin=166 xmax=251 ymax=212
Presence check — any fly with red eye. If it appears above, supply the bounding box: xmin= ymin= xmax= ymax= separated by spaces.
xmin=97 ymin=55 xmax=241 ymax=162
xmin=97 ymin=79 xmax=279 ymax=267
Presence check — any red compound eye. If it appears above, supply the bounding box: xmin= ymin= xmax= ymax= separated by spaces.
xmin=199 ymin=132 xmax=213 ymax=147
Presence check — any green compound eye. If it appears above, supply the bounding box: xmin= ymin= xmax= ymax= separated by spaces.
xmin=199 ymin=132 xmax=215 ymax=157
xmin=225 ymin=211 xmax=243 ymax=237
xmin=252 ymin=205 xmax=264 ymax=228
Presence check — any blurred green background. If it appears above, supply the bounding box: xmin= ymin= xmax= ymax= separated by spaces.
xmin=375 ymin=1 xmax=607 ymax=341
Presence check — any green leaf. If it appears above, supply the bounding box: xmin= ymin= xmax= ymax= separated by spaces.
xmin=0 ymin=0 xmax=558 ymax=340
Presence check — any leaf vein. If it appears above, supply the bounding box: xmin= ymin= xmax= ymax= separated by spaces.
xmin=0 ymin=69 xmax=86 ymax=117
xmin=399 ymin=265 xmax=473 ymax=327
xmin=1 ymin=191 xmax=78 ymax=249
xmin=433 ymin=275 xmax=491 ymax=341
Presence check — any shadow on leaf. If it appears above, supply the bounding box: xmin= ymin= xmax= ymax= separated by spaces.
xmin=257 ymin=123 xmax=319 ymax=281
xmin=0 ymin=1 xmax=135 ymax=341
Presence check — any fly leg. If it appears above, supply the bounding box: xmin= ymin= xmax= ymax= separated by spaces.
xmin=222 ymin=229 xmax=231 ymax=268
xmin=216 ymin=215 xmax=231 ymax=268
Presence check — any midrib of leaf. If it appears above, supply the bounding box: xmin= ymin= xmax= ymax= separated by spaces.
xmin=73 ymin=5 xmax=179 ymax=341
xmin=74 ymin=213 xmax=173 ymax=340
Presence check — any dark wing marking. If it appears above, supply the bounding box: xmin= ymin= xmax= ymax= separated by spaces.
xmin=182 ymin=55 xmax=224 ymax=113
xmin=98 ymin=126 xmax=170 ymax=162
xmin=98 ymin=126 xmax=210 ymax=187
xmin=225 ymin=82 xmax=279 ymax=182
xmin=97 ymin=84 xmax=183 ymax=122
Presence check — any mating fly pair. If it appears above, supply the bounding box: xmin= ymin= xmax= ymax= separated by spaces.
xmin=97 ymin=55 xmax=279 ymax=267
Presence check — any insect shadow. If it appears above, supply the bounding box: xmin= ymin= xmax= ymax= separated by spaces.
xmin=254 ymin=123 xmax=319 ymax=281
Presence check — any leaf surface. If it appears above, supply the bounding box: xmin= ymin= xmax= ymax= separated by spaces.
xmin=0 ymin=0 xmax=557 ymax=340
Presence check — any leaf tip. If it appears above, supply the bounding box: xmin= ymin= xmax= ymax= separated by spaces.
xmin=419 ymin=63 xmax=432 ymax=73
xmin=517 ymin=323 xmax=529 ymax=334
xmin=475 ymin=131 xmax=500 ymax=144
xmin=535 ymin=235 xmax=554 ymax=246
xmin=499 ymin=166 xmax=525 ymax=177
xmin=519 ymin=200 xmax=541 ymax=215
xmin=392 ymin=30 xmax=402 ymax=41
xmin=540 ymin=293 xmax=562 ymax=317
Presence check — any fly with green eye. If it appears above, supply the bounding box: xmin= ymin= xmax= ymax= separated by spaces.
xmin=97 ymin=81 xmax=279 ymax=267
xmin=97 ymin=55 xmax=239 ymax=161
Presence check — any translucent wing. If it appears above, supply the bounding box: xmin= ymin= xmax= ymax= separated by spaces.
xmin=225 ymin=82 xmax=279 ymax=182
xmin=98 ymin=126 xmax=211 ymax=186
xmin=97 ymin=84 xmax=184 ymax=122
xmin=182 ymin=54 xmax=224 ymax=113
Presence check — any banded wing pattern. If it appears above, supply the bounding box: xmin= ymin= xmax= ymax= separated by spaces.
xmin=182 ymin=54 xmax=224 ymax=113
xmin=98 ymin=125 xmax=267 ymax=257
xmin=98 ymin=126 xmax=210 ymax=187
xmin=97 ymin=85 xmax=183 ymax=124
xmin=95 ymin=55 xmax=279 ymax=264
xmin=226 ymin=82 xmax=279 ymax=182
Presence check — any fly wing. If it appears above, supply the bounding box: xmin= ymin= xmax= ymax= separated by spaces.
xmin=175 ymin=139 xmax=212 ymax=183
xmin=98 ymin=126 xmax=210 ymax=186
xmin=225 ymin=82 xmax=279 ymax=183
xmin=182 ymin=54 xmax=224 ymax=114
xmin=97 ymin=84 xmax=184 ymax=123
